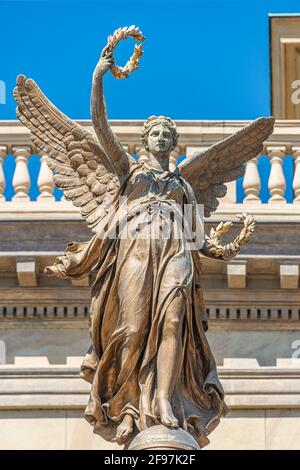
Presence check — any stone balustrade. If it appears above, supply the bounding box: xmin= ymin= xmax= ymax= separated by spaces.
xmin=0 ymin=119 xmax=300 ymax=209
xmin=0 ymin=118 xmax=299 ymax=312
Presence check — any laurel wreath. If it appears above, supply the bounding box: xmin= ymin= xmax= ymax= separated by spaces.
xmin=107 ymin=25 xmax=145 ymax=80
xmin=205 ymin=213 xmax=256 ymax=258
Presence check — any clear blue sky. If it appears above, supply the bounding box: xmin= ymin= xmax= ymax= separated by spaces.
xmin=1 ymin=0 xmax=300 ymax=121
xmin=0 ymin=0 xmax=299 ymax=201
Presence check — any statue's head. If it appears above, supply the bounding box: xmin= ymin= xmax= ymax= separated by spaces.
xmin=140 ymin=116 xmax=179 ymax=159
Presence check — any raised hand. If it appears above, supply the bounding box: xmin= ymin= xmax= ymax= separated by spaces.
xmin=96 ymin=45 xmax=115 ymax=76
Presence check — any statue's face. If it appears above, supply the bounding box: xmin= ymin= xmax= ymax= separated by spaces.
xmin=147 ymin=124 xmax=173 ymax=158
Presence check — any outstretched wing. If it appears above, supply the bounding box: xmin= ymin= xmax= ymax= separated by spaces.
xmin=14 ymin=75 xmax=121 ymax=230
xmin=179 ymin=117 xmax=275 ymax=217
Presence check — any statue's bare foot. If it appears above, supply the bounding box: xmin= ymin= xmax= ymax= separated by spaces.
xmin=115 ymin=414 xmax=134 ymax=444
xmin=156 ymin=397 xmax=179 ymax=429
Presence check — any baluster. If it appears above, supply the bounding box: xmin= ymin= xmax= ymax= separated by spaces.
xmin=0 ymin=145 xmax=7 ymax=201
xmin=37 ymin=154 xmax=55 ymax=201
xmin=267 ymin=146 xmax=286 ymax=203
xmin=135 ymin=145 xmax=149 ymax=165
xmin=243 ymin=157 xmax=261 ymax=203
xmin=12 ymin=145 xmax=31 ymax=201
xmin=292 ymin=146 xmax=300 ymax=203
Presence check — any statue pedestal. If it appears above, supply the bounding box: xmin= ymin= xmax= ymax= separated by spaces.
xmin=128 ymin=425 xmax=200 ymax=451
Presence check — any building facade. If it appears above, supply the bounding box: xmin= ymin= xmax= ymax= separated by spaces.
xmin=0 ymin=118 xmax=300 ymax=449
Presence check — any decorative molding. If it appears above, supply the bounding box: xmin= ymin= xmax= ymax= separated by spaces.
xmin=1 ymin=362 xmax=300 ymax=410
xmin=0 ymin=305 xmax=89 ymax=319
xmin=0 ymin=304 xmax=299 ymax=323
xmin=207 ymin=306 xmax=300 ymax=321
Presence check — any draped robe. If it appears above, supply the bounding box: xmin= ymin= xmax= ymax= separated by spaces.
xmin=47 ymin=162 xmax=228 ymax=447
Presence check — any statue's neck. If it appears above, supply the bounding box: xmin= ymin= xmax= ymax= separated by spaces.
xmin=146 ymin=152 xmax=170 ymax=172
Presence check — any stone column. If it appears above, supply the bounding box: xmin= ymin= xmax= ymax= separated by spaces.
xmin=292 ymin=146 xmax=300 ymax=203
xmin=37 ymin=154 xmax=55 ymax=201
xmin=12 ymin=145 xmax=31 ymax=202
xmin=267 ymin=146 xmax=286 ymax=203
xmin=243 ymin=157 xmax=261 ymax=203
xmin=0 ymin=145 xmax=7 ymax=201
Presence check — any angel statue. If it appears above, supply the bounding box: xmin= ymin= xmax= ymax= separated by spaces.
xmin=14 ymin=26 xmax=274 ymax=449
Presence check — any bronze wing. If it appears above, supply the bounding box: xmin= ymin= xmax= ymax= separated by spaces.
xmin=179 ymin=117 xmax=275 ymax=217
xmin=14 ymin=75 xmax=121 ymax=230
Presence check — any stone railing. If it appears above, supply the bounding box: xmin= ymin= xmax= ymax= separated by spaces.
xmin=1 ymin=120 xmax=300 ymax=217
xmin=0 ymin=118 xmax=299 ymax=305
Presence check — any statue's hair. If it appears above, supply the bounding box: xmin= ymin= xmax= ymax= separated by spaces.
xmin=140 ymin=115 xmax=179 ymax=151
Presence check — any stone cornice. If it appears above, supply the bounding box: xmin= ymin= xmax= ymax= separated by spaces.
xmin=2 ymin=202 xmax=300 ymax=222
xmin=1 ymin=363 xmax=300 ymax=410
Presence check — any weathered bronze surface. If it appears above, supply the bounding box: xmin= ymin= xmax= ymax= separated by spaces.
xmin=14 ymin=26 xmax=274 ymax=448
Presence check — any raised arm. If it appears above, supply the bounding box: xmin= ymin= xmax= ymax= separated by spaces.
xmin=91 ymin=46 xmax=130 ymax=178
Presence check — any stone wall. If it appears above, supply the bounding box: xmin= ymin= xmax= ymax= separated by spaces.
xmin=0 ymin=409 xmax=298 ymax=450
xmin=1 ymin=353 xmax=300 ymax=450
